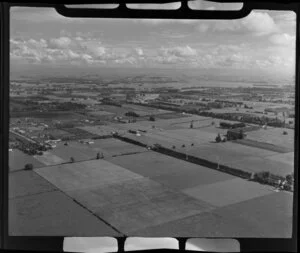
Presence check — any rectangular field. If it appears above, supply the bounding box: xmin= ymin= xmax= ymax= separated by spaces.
xmin=35 ymin=160 xmax=143 ymax=192
xmin=223 ymin=156 xmax=294 ymax=177
xmin=108 ymin=151 xmax=235 ymax=190
xmin=9 ymin=170 xmax=57 ymax=199
xmin=87 ymin=111 xmax=114 ymax=117
xmin=34 ymin=152 xmax=66 ymax=166
xmin=9 ymin=150 xmax=45 ymax=171
xmin=9 ymin=191 xmax=121 ymax=236
xmin=46 ymin=138 xmax=148 ymax=164
xmin=246 ymin=128 xmax=294 ymax=150
xmin=34 ymin=159 xmax=215 ymax=234
xmin=234 ymin=139 xmax=293 ymax=153
xmin=183 ymin=178 xmax=274 ymax=207
xmin=133 ymin=191 xmax=293 ymax=238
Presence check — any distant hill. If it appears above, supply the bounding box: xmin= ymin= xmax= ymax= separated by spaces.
xmin=10 ymin=64 xmax=295 ymax=88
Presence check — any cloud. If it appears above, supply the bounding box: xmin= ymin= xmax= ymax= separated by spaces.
xmin=160 ymin=45 xmax=197 ymax=58
xmin=135 ymin=48 xmax=144 ymax=56
xmin=197 ymin=11 xmax=279 ymax=36
xmin=241 ymin=11 xmax=279 ymax=35
xmin=273 ymin=11 xmax=296 ymax=31
xmin=49 ymin=37 xmax=73 ymax=49
xmin=196 ymin=24 xmax=210 ymax=33
xmin=269 ymin=33 xmax=295 ymax=46
xmin=11 ymin=7 xmax=84 ymax=23
xmin=136 ymin=19 xmax=199 ymax=26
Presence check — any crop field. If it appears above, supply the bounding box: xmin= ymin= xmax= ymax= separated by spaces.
xmin=122 ymin=104 xmax=171 ymax=116
xmin=9 ymin=189 xmax=120 ymax=236
xmin=10 ymin=144 xmax=293 ymax=237
xmin=183 ymin=178 xmax=274 ymax=207
xmin=10 ymin=111 xmax=85 ymax=120
xmin=87 ymin=110 xmax=114 ymax=117
xmin=34 ymin=152 xmax=66 ymax=166
xmin=265 ymin=152 xmax=294 ymax=166
xmin=9 ymin=150 xmax=45 ymax=171
xmin=234 ymin=139 xmax=293 ymax=153
xmin=107 ymin=151 xmax=235 ymax=190
xmin=44 ymin=139 xmax=148 ymax=164
xmin=224 ymin=156 xmax=294 ymax=177
xmin=129 ymin=132 xmax=293 ymax=177
xmin=95 ymin=105 xmax=129 ymax=115
xmin=43 ymin=129 xmax=76 ymax=139
xmin=9 ymin=125 xmax=293 ymax=237
xmin=9 ymin=170 xmax=57 ymax=199
xmin=154 ymin=112 xmax=189 ymax=120
xmin=78 ymin=125 xmax=116 ymax=136
xmin=133 ymin=191 xmax=292 ymax=238
xmin=34 ymin=159 xmax=215 ymax=234
xmin=246 ymin=127 xmax=294 ymax=150
xmin=87 ymin=138 xmax=148 ymax=156
xmin=63 ymin=127 xmax=101 ymax=140
xmin=50 ymin=143 xmax=95 ymax=162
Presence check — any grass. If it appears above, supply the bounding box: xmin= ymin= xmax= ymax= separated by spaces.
xmin=9 ymin=150 xmax=45 ymax=172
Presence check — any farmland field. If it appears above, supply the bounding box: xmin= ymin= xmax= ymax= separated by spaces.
xmin=9 ymin=150 xmax=45 ymax=171
xmin=133 ymin=191 xmax=292 ymax=238
xmin=34 ymin=159 xmax=215 ymax=234
xmin=108 ymin=151 xmax=235 ymax=190
xmin=246 ymin=127 xmax=294 ymax=150
xmin=10 ymin=111 xmax=85 ymax=120
xmin=87 ymin=110 xmax=114 ymax=117
xmin=234 ymin=139 xmax=293 ymax=153
xmin=34 ymin=152 xmax=66 ymax=166
xmin=9 ymin=189 xmax=120 ymax=236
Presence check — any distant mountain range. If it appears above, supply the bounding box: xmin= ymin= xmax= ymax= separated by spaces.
xmin=11 ymin=65 xmax=295 ymax=87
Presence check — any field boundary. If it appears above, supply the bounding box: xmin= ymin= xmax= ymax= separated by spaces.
xmin=113 ymin=135 xmax=251 ymax=179
xmin=233 ymin=139 xmax=293 ymax=153
xmin=113 ymin=135 xmax=291 ymax=189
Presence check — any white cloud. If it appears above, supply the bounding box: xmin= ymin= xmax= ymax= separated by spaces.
xmin=136 ymin=19 xmax=199 ymax=26
xmin=241 ymin=11 xmax=279 ymax=35
xmin=135 ymin=48 xmax=144 ymax=56
xmin=196 ymin=24 xmax=210 ymax=33
xmin=198 ymin=11 xmax=279 ymax=36
xmin=11 ymin=7 xmax=84 ymax=23
xmin=160 ymin=45 xmax=197 ymax=58
xmin=269 ymin=33 xmax=295 ymax=46
xmin=49 ymin=37 xmax=73 ymax=49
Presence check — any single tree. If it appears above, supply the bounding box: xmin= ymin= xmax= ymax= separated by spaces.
xmin=239 ymin=129 xmax=244 ymax=139
xmin=215 ymin=133 xmax=221 ymax=143
xmin=172 ymin=145 xmax=176 ymax=149
xmin=286 ymin=174 xmax=293 ymax=184
xmin=149 ymin=116 xmax=155 ymax=121
xmin=70 ymin=157 xmax=75 ymax=163
xmin=24 ymin=163 xmax=33 ymax=170
xmin=96 ymin=152 xmax=100 ymax=160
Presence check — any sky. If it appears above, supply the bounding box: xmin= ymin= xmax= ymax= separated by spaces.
xmin=10 ymin=2 xmax=296 ymax=78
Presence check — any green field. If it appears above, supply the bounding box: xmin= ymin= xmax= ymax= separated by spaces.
xmin=9 ymin=150 xmax=45 ymax=171
xmin=9 ymin=190 xmax=120 ymax=236
xmin=10 ymin=111 xmax=84 ymax=120
xmin=107 ymin=152 xmax=235 ymax=190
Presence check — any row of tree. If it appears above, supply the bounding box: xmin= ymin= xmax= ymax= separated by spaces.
xmin=24 ymin=152 xmax=105 ymax=170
